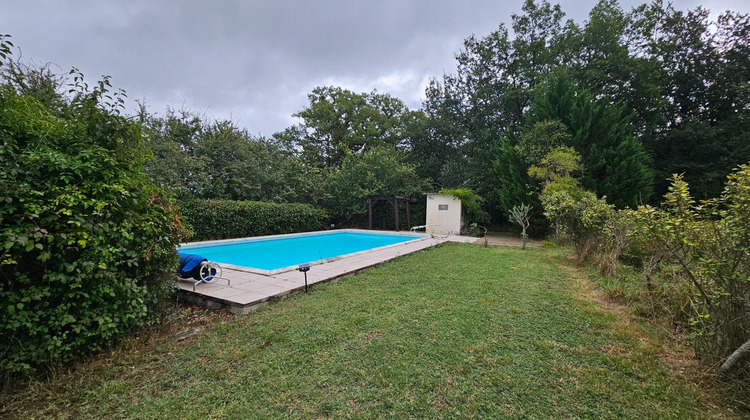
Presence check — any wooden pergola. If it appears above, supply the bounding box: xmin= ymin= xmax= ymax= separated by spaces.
xmin=366 ymin=195 xmax=416 ymax=231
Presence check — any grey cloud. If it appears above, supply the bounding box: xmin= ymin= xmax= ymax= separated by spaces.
xmin=2 ymin=0 xmax=748 ymax=135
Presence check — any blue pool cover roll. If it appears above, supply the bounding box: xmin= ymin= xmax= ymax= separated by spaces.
xmin=177 ymin=253 xmax=213 ymax=280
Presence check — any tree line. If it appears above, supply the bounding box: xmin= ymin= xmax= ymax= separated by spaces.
xmin=132 ymin=0 xmax=749 ymax=230
xmin=4 ymin=1 xmax=748 ymax=230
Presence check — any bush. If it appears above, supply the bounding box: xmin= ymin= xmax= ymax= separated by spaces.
xmin=179 ymin=199 xmax=328 ymax=241
xmin=629 ymin=171 xmax=750 ymax=361
xmin=0 ymin=81 xmax=185 ymax=375
xmin=540 ymin=189 xmax=615 ymax=260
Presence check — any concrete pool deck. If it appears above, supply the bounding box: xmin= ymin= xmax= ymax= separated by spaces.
xmin=176 ymin=232 xmax=478 ymax=314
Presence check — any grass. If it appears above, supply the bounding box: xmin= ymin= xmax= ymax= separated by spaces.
xmin=1 ymin=244 xmax=735 ymax=418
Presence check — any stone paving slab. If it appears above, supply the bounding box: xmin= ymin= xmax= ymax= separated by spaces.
xmin=176 ymin=232 xmax=477 ymax=314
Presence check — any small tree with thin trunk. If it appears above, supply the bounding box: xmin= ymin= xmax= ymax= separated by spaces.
xmin=509 ymin=204 xmax=532 ymax=249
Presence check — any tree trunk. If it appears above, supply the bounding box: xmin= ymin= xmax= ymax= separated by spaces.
xmin=721 ymin=338 xmax=750 ymax=375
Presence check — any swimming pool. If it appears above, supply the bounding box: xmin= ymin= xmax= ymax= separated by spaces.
xmin=177 ymin=230 xmax=425 ymax=273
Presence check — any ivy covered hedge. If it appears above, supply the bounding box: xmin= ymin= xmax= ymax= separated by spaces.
xmin=180 ymin=199 xmax=328 ymax=241
xmin=0 ymin=80 xmax=186 ymax=375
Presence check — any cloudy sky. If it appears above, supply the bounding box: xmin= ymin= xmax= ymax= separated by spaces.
xmin=3 ymin=0 xmax=748 ymax=136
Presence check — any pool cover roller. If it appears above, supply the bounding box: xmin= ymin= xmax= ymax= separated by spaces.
xmin=177 ymin=253 xmax=216 ymax=281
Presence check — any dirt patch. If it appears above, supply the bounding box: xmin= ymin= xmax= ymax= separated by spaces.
xmin=472 ymin=232 xmax=541 ymax=248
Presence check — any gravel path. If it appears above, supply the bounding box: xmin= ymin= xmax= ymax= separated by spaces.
xmin=472 ymin=232 xmax=541 ymax=248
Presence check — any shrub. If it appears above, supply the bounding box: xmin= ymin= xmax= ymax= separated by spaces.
xmin=0 ymin=80 xmax=185 ymax=375
xmin=179 ymin=199 xmax=328 ymax=241
xmin=628 ymin=170 xmax=750 ymax=370
xmin=508 ymin=204 xmax=532 ymax=249
xmin=540 ymin=189 xmax=614 ymax=260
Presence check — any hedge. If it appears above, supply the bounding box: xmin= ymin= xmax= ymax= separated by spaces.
xmin=180 ymin=199 xmax=329 ymax=241
xmin=1 ymin=85 xmax=185 ymax=375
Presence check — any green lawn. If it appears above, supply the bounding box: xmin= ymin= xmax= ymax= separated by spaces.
xmin=2 ymin=244 xmax=730 ymax=418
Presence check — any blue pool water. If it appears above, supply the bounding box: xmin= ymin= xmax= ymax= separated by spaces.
xmin=177 ymin=231 xmax=424 ymax=271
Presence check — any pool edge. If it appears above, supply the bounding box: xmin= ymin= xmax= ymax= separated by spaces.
xmin=178 ymin=228 xmax=429 ymax=275
xmin=174 ymin=232 xmax=479 ymax=314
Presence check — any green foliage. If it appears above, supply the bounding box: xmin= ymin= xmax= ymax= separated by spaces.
xmin=326 ymin=147 xmax=429 ymax=223
xmin=529 ymin=146 xmax=585 ymax=211
xmin=1 ymin=60 xmax=67 ymax=115
xmin=494 ymin=137 xmax=533 ymax=213
xmin=439 ymin=187 xmax=489 ymax=226
xmin=529 ymin=74 xmax=653 ymax=208
xmin=424 ymin=0 xmax=750 ymax=212
xmin=628 ymin=3 xmax=750 ymax=199
xmin=420 ymin=0 xmax=572 ymax=219
xmin=418 ymin=79 xmax=471 ymax=190
xmin=494 ymin=135 xmax=551 ymax=235
xmin=179 ymin=199 xmax=328 ymax=241
xmin=515 ymin=119 xmax=572 ymax=166
xmin=628 ymin=175 xmax=707 ymax=311
xmin=563 ymin=165 xmax=750 ymax=407
xmin=531 ymin=146 xmax=615 ymax=258
xmin=651 ymin=118 xmax=750 ymax=201
xmin=281 ymin=86 xmax=411 ymax=170
xmin=628 ymin=168 xmax=750 ymax=366
xmin=0 ymin=34 xmax=12 ymax=66
xmin=539 ymin=189 xmax=613 ymax=259
xmin=0 ymin=79 xmax=185 ymax=375
xmin=142 ymin=109 xmax=323 ymax=204
xmin=403 ymin=105 xmax=462 ymax=189
xmin=528 ymin=145 xmax=581 ymax=187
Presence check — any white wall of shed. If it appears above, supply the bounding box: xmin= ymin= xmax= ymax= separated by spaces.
xmin=425 ymin=194 xmax=462 ymax=235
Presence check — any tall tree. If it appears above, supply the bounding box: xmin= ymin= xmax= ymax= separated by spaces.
xmin=494 ymin=137 xmax=533 ymax=215
xmin=527 ymin=74 xmax=653 ymax=208
xmin=411 ymin=77 xmax=470 ymax=189
xmin=572 ymin=0 xmax=664 ymax=140
xmin=325 ymin=146 xmax=430 ymax=223
xmin=281 ymin=86 xmax=410 ymax=170
xmin=628 ymin=2 xmax=750 ymax=199
xmin=422 ymin=0 xmax=574 ymax=219
xmin=142 ymin=109 xmax=323 ymax=204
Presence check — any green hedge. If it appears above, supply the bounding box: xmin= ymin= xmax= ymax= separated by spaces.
xmin=1 ymin=85 xmax=185 ymax=375
xmin=180 ymin=200 xmax=329 ymax=241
